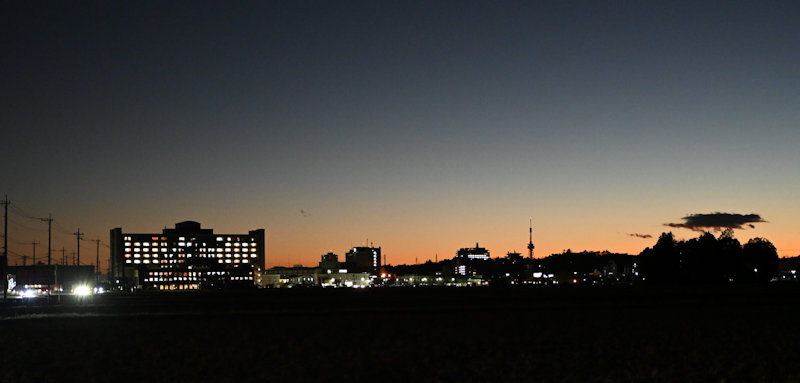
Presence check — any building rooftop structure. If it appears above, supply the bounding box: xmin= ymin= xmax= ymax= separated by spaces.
xmin=456 ymin=243 xmax=490 ymax=260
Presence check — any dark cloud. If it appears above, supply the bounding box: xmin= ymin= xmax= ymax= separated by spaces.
xmin=627 ymin=233 xmax=653 ymax=239
xmin=299 ymin=209 xmax=311 ymax=218
xmin=665 ymin=212 xmax=766 ymax=232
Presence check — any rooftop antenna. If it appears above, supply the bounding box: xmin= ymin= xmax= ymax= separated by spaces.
xmin=527 ymin=218 xmax=535 ymax=259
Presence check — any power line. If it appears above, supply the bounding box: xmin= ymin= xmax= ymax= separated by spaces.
xmin=6 ymin=215 xmax=46 ymax=233
xmin=8 ymin=203 xmax=43 ymax=220
xmin=0 ymin=233 xmax=36 ymax=246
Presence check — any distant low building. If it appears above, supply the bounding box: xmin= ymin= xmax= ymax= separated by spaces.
xmin=319 ymin=270 xmax=371 ymax=288
xmin=110 ymin=221 xmax=265 ymax=290
xmin=506 ymin=251 xmax=523 ymax=262
xmin=9 ymin=265 xmax=94 ymax=292
xmin=319 ymin=252 xmax=341 ymax=270
xmin=260 ymin=266 xmax=371 ymax=288
xmin=261 ymin=266 xmax=319 ymax=287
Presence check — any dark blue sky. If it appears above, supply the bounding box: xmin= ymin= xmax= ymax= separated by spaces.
xmin=3 ymin=1 xmax=799 ymax=267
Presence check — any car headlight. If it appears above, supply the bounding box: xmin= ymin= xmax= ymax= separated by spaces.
xmin=74 ymin=285 xmax=92 ymax=296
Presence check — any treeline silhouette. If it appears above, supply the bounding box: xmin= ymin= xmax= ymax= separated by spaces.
xmin=638 ymin=229 xmax=778 ymax=284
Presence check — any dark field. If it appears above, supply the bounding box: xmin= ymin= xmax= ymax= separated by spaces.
xmin=3 ymin=286 xmax=800 ymax=382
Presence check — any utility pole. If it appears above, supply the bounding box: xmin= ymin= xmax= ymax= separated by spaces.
xmin=71 ymin=251 xmax=76 ymax=266
xmin=91 ymin=238 xmax=100 ymax=282
xmin=31 ymin=240 xmax=40 ymax=265
xmin=61 ymin=247 xmax=66 ymax=266
xmin=21 ymin=255 xmax=29 ymax=266
xmin=40 ymin=214 xmax=53 ymax=265
xmin=2 ymin=195 xmax=9 ymax=300
xmin=74 ymin=228 xmax=84 ymax=265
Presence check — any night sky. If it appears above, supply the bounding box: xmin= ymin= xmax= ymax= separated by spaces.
xmin=3 ymin=1 xmax=799 ymax=269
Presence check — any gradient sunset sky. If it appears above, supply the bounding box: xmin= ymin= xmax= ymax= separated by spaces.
xmin=3 ymin=1 xmax=799 ymax=270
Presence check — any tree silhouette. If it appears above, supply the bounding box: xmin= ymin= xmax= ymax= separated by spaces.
xmin=740 ymin=237 xmax=778 ymax=283
xmin=638 ymin=230 xmax=774 ymax=285
xmin=717 ymin=229 xmax=742 ymax=281
xmin=683 ymin=232 xmax=724 ymax=283
xmin=639 ymin=232 xmax=679 ymax=283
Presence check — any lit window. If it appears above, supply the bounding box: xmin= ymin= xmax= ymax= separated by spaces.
xmin=178 ymin=242 xmax=185 ymax=246
xmin=125 ymin=260 xmax=131 ymax=264
xmin=124 ymin=242 xmax=131 ymax=246
xmin=134 ymin=260 xmax=141 ymax=264
xmin=134 ymin=248 xmax=140 ymax=252
xmin=143 ymin=242 xmax=150 ymax=247
xmin=179 ymin=237 xmax=185 ymax=241
xmin=134 ymin=242 xmax=140 ymax=246
xmin=216 ymin=237 xmax=223 ymax=241
xmin=124 ymin=254 xmax=131 ymax=258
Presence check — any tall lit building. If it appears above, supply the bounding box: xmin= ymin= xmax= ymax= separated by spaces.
xmin=110 ymin=221 xmax=265 ymax=290
xmin=345 ymin=246 xmax=381 ymax=273
xmin=454 ymin=243 xmax=490 ymax=276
